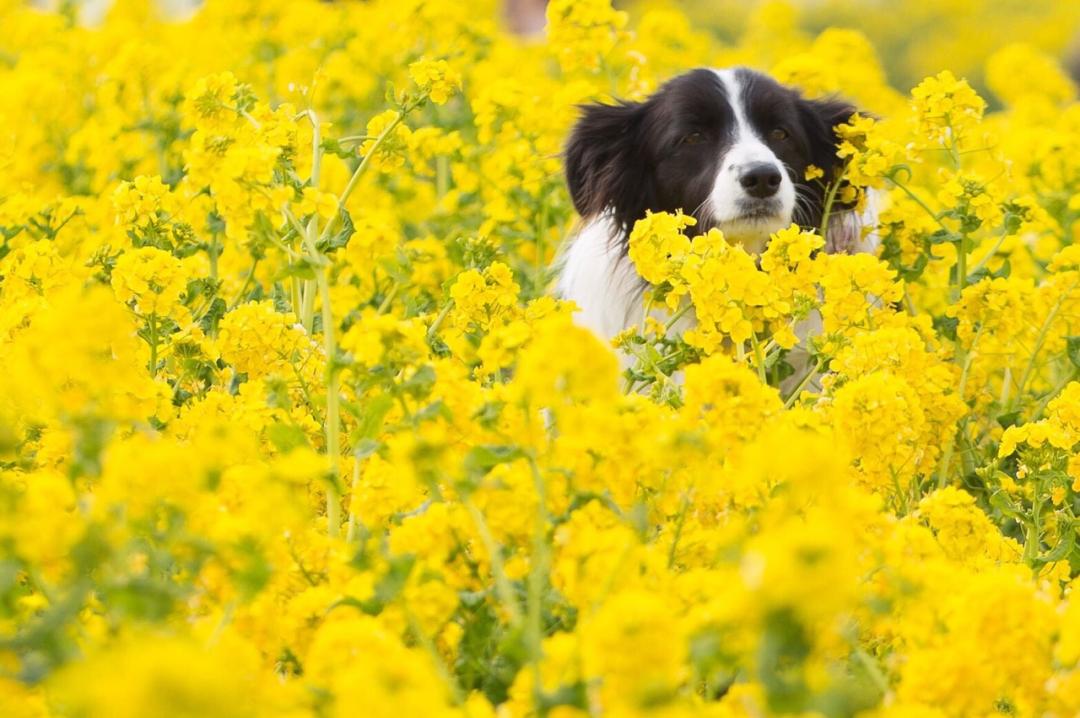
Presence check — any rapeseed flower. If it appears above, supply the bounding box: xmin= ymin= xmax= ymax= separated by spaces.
xmin=4 ymin=1 xmax=1080 ymax=717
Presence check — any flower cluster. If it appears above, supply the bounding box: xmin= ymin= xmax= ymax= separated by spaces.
xmin=6 ymin=2 xmax=1080 ymax=718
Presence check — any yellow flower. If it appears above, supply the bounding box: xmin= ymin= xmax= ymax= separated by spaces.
xmin=627 ymin=209 xmax=696 ymax=292
xmin=112 ymin=175 xmax=176 ymax=228
xmin=546 ymin=0 xmax=629 ymax=73
xmin=297 ymin=187 xmax=339 ymax=219
xmin=110 ymin=247 xmax=191 ymax=320
xmin=447 ymin=261 xmax=521 ymax=332
xmin=11 ymin=3 xmax=1080 ymax=717
xmin=910 ymin=70 xmax=987 ymax=148
xmin=217 ymin=301 xmax=320 ymax=379
xmin=408 ymin=58 xmax=461 ymax=105
xmin=183 ymin=71 xmax=242 ymax=134
xmin=360 ymin=109 xmax=412 ymax=167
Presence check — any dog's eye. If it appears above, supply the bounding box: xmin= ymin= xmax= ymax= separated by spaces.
xmin=680 ymin=132 xmax=706 ymax=146
xmin=770 ymin=127 xmax=790 ymax=141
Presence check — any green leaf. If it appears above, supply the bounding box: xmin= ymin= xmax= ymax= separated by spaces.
xmin=996 ymin=411 xmax=1022 ymax=430
xmin=464 ymin=445 xmax=525 ymax=478
xmin=968 ymin=257 xmax=1010 ymax=284
xmin=413 ymin=399 xmax=450 ymax=422
xmin=267 ymin=423 xmax=310 ymax=453
xmin=1066 ymin=336 xmax=1080 ymax=369
xmin=276 ymin=258 xmax=317 ymax=281
xmin=197 ymin=297 xmax=227 ymax=335
xmin=320 ymin=137 xmax=356 ymax=160
xmin=331 ymin=594 xmax=382 ymax=616
xmin=316 ymin=208 xmax=354 ymax=254
xmin=352 ymin=439 xmax=380 ymax=462
xmin=927 ymin=228 xmax=958 ymax=245
xmin=1036 ymin=519 xmax=1075 ymax=567
xmin=539 ymin=682 xmax=589 ymax=712
xmin=355 ymin=393 xmax=394 ymax=441
xmin=229 ymin=536 xmax=273 ymax=600
xmin=402 ymin=364 xmax=437 ymax=398
xmin=933 ymin=315 xmax=959 ymax=341
xmin=1002 ymin=210 xmax=1023 ymax=235
xmin=988 ymin=487 xmax=1024 ymax=522
xmin=373 ymin=553 xmax=416 ymax=606
xmin=472 ymin=401 xmax=505 ymax=430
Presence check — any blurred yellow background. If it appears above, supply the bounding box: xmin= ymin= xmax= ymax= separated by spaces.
xmin=505 ymin=0 xmax=1080 ymax=100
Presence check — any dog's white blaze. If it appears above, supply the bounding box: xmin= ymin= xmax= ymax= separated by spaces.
xmin=708 ymin=69 xmax=796 ymax=254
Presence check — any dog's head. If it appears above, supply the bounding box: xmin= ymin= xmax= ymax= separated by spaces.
xmin=564 ymin=67 xmax=858 ymax=251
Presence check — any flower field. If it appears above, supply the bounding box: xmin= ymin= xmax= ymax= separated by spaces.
xmin=7 ymin=0 xmax=1080 ymax=715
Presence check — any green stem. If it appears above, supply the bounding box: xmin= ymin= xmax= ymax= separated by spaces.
xmin=888 ymin=176 xmax=949 ymax=232
xmin=290 ymin=277 xmax=302 ymax=325
xmin=1014 ymin=284 xmax=1077 ymax=407
xmin=335 ymin=134 xmax=374 ymax=145
xmin=1023 ymin=499 xmax=1042 ymax=564
xmin=853 ymin=648 xmax=890 ymax=696
xmin=208 ymin=233 xmax=219 ymax=282
xmin=294 ymin=117 xmax=343 ymax=536
xmin=525 ymin=456 xmax=550 ymax=715
xmin=317 ymin=263 xmax=340 ymax=537
xmin=938 ymin=328 xmax=981 ymax=489
xmin=301 ymin=278 xmax=317 ymax=334
xmin=464 ymin=499 xmax=523 ymax=626
xmin=318 ymin=108 xmax=411 ymax=245
xmin=1032 ymin=367 xmax=1080 ymax=420
xmin=955 ymin=232 xmax=968 ymax=300
xmin=306 ymin=109 xmax=322 ymax=188
xmin=293 ymin=102 xmax=417 ymax=538
xmin=298 ymin=210 xmax=342 ymax=538
xmin=622 ymin=341 xmax=682 ymax=400
xmin=401 ymin=606 xmax=464 ymax=704
xmin=148 ymin=313 xmax=158 ymax=377
xmin=664 ymin=301 xmax=694 ymax=332
xmin=749 ymin=332 xmax=767 ymax=383
xmin=345 ymin=454 xmax=362 ymax=542
xmin=965 ymin=225 xmax=1010 ymax=279
xmin=435 ymin=155 xmax=449 ymax=199
xmin=377 ymin=282 xmax=399 ymax=314
xmin=229 ymin=256 xmax=260 ymax=310
xmin=782 ymin=357 xmax=824 ymax=408
xmin=266 ymin=227 xmax=302 ymax=261
xmin=535 ymin=201 xmax=549 ymax=293
xmin=667 ymin=493 xmax=692 ymax=568
xmin=819 ymin=176 xmax=844 ymax=240
xmin=240 ymin=109 xmax=262 ymax=129
xmin=426 ymin=298 xmax=454 ymax=339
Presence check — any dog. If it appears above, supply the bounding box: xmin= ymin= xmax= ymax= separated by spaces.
xmin=554 ymin=67 xmax=879 ymax=344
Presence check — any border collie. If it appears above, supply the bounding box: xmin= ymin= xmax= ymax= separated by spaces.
xmin=555 ymin=67 xmax=878 ymax=342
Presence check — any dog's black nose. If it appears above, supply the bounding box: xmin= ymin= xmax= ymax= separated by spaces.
xmin=738 ymin=163 xmax=782 ymax=198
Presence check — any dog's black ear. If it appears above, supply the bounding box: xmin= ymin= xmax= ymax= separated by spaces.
xmin=798 ymin=97 xmax=859 ymax=179
xmin=564 ymin=101 xmax=651 ymax=230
